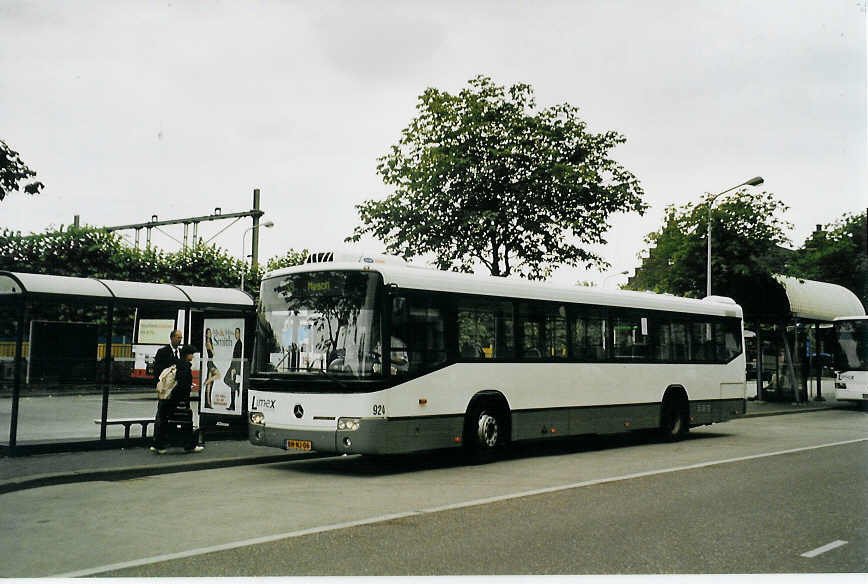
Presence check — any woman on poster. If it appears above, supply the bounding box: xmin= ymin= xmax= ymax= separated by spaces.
xmin=203 ymin=328 xmax=221 ymax=409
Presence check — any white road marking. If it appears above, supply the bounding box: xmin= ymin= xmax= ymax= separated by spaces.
xmin=52 ymin=437 xmax=868 ymax=578
xmin=800 ymin=540 xmax=849 ymax=558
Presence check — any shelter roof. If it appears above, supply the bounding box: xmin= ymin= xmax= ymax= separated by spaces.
xmin=0 ymin=272 xmax=253 ymax=309
xmin=775 ymin=275 xmax=865 ymax=321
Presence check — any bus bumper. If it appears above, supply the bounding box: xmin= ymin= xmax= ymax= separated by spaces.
xmin=248 ymin=416 xmax=465 ymax=455
xmin=248 ymin=419 xmax=400 ymax=455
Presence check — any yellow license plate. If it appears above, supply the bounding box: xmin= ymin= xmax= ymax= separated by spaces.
xmin=286 ymin=439 xmax=312 ymax=451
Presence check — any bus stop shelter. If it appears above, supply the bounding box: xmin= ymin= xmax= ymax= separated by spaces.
xmin=0 ymin=272 xmax=255 ymax=456
xmin=747 ymin=275 xmax=865 ymax=402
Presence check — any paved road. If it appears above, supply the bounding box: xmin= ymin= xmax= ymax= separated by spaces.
xmin=1 ymin=409 xmax=865 ymax=577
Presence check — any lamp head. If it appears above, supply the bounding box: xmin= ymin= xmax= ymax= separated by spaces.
xmin=745 ymin=176 xmax=764 ymax=187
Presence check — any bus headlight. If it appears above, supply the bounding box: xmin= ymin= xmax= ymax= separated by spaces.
xmin=250 ymin=412 xmax=266 ymax=425
xmin=337 ymin=417 xmax=361 ymax=431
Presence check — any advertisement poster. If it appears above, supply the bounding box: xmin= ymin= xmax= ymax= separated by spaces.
xmin=201 ymin=318 xmax=244 ymax=416
xmin=137 ymin=319 xmax=175 ymax=344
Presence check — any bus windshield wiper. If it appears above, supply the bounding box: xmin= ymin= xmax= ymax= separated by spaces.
xmin=314 ymin=367 xmax=350 ymax=389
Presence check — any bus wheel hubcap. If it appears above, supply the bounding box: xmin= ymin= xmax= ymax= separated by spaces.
xmin=477 ymin=413 xmax=498 ymax=448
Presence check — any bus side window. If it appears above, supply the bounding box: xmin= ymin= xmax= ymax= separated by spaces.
xmin=689 ymin=321 xmax=714 ymax=362
xmin=457 ymin=299 xmax=513 ymax=359
xmin=573 ymin=307 xmax=607 ymax=361
xmin=714 ymin=319 xmax=742 ymax=362
xmin=654 ymin=320 xmax=673 ymax=361
xmin=392 ymin=294 xmax=446 ymax=374
xmin=613 ymin=312 xmax=650 ymax=360
xmin=671 ymin=321 xmax=689 ymax=362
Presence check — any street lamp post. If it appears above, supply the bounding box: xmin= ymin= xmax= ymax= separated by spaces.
xmin=241 ymin=221 xmax=274 ymax=291
xmin=603 ymin=270 xmax=629 ymax=289
xmin=705 ymin=176 xmax=764 ymax=297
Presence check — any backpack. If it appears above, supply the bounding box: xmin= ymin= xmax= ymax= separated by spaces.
xmin=156 ymin=365 xmax=177 ymax=400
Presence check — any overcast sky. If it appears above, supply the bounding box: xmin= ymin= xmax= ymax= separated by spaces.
xmin=1 ymin=1 xmax=865 ymax=288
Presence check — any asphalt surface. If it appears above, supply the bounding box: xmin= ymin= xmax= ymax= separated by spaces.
xmin=0 ymin=396 xmax=856 ymax=495
xmin=96 ymin=439 xmax=868 ymax=576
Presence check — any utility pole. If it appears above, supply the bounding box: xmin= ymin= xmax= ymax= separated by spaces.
xmin=79 ymin=189 xmax=265 ymax=255
xmin=251 ymin=188 xmax=261 ymax=271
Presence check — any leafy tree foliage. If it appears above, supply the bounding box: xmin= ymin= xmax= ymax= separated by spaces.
xmin=265 ymin=249 xmax=309 ymax=273
xmin=625 ymin=191 xmax=793 ymax=319
xmin=1 ymin=140 xmax=44 ymax=202
xmin=789 ymin=211 xmax=867 ymax=308
xmin=348 ymin=75 xmax=647 ymax=280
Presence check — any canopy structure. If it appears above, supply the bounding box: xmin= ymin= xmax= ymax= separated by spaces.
xmin=0 ymin=271 xmax=256 ymax=455
xmin=775 ymin=275 xmax=865 ymax=322
xmin=0 ymin=272 xmax=253 ymax=310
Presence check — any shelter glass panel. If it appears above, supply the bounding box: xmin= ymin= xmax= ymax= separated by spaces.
xmin=15 ymin=302 xmax=111 ymax=442
xmin=105 ymin=305 xmax=161 ymax=440
xmin=0 ymin=303 xmax=20 ymax=446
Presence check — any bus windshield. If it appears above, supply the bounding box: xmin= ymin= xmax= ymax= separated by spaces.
xmin=255 ymin=270 xmax=382 ymax=379
xmin=834 ymin=319 xmax=868 ymax=371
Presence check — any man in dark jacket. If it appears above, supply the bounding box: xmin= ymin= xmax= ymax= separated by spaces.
xmin=153 ymin=329 xmax=183 ymax=381
xmin=152 ymin=344 xmax=203 ymax=454
xmin=226 ymin=327 xmax=243 ymax=410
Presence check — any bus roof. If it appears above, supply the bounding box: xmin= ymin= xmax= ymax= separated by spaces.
xmin=264 ymin=260 xmax=743 ymax=319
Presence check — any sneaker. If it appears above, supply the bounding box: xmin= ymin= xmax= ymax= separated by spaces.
xmin=192 ymin=445 xmax=204 ymax=453
xmin=148 ymin=446 xmax=157 ymax=453
xmin=156 ymin=448 xmax=168 ymax=455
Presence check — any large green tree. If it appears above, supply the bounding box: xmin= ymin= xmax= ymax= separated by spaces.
xmin=347 ymin=75 xmax=647 ymax=280
xmin=789 ymin=211 xmax=867 ymax=308
xmin=1 ymin=140 xmax=44 ymax=202
xmin=625 ymin=191 xmax=793 ymax=319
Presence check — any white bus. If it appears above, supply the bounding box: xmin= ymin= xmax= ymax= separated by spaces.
xmin=833 ymin=316 xmax=868 ymax=406
xmin=248 ymin=251 xmax=746 ymax=456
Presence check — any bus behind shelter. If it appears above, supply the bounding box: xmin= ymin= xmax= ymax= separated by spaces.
xmin=0 ymin=271 xmax=254 ymax=455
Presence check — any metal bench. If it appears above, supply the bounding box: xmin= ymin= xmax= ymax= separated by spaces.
xmin=94 ymin=418 xmax=154 ymax=440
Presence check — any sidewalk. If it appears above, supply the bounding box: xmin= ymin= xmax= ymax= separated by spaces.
xmin=0 ymin=397 xmax=856 ymax=495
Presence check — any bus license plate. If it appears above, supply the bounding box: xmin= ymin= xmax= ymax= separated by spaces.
xmin=286 ymin=439 xmax=312 ymax=451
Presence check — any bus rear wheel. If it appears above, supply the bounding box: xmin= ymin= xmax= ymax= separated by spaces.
xmin=465 ymin=404 xmax=506 ymax=460
xmin=477 ymin=411 xmax=500 ymax=448
xmin=660 ymin=397 xmax=689 ymax=442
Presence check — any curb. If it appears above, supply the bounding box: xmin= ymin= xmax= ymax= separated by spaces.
xmin=0 ymin=452 xmax=324 ymax=495
xmin=741 ymin=403 xmax=852 ymax=419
